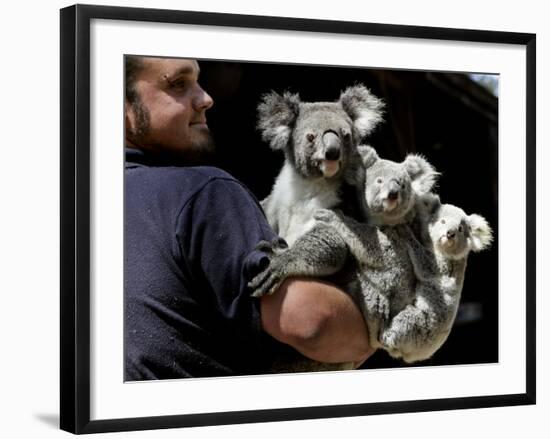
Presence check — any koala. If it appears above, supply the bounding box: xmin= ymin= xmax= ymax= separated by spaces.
xmin=356 ymin=144 xmax=440 ymax=226
xmin=258 ymin=85 xmax=384 ymax=246
xmin=249 ymin=146 xmax=439 ymax=371
xmin=381 ymin=194 xmax=493 ymax=362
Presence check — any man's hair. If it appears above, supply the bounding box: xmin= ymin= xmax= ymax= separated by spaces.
xmin=125 ymin=55 xmax=144 ymax=104
xmin=124 ymin=55 xmax=150 ymax=139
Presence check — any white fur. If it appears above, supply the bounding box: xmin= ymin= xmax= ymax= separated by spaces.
xmin=262 ymin=162 xmax=342 ymax=246
xmin=354 ymin=111 xmax=383 ymax=137
xmin=468 ymin=214 xmax=493 ymax=252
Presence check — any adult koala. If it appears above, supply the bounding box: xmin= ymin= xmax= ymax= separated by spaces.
xmin=258 ymin=85 xmax=384 ymax=246
xmin=249 ymin=146 xmax=438 ymax=370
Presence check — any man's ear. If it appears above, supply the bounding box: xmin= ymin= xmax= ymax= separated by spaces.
xmin=357 ymin=144 xmax=379 ymax=169
xmin=403 ymin=154 xmax=440 ymax=196
xmin=257 ymin=91 xmax=300 ymax=151
xmin=468 ymin=214 xmax=493 ymax=252
xmin=125 ymin=100 xmax=136 ymax=140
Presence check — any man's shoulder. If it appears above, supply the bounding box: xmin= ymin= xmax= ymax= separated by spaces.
xmin=126 ymin=165 xmax=253 ymax=209
xmin=185 ymin=166 xmax=237 ymax=182
xmin=127 ymin=165 xmax=237 ymax=188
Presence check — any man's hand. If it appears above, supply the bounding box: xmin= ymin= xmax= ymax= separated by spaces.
xmin=260 ymin=277 xmax=376 ymax=365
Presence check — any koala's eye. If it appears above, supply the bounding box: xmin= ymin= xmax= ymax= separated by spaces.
xmin=306 ymin=133 xmax=315 ymax=142
xmin=376 ymin=177 xmax=383 ymax=184
xmin=458 ymin=225 xmax=463 ymax=233
xmin=440 ymin=219 xmax=446 ymax=225
xmin=343 ymin=132 xmax=351 ymax=142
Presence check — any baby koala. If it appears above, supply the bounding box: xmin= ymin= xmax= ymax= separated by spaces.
xmin=249 ymin=146 xmax=439 ymax=369
xmin=381 ymin=193 xmax=493 ymax=362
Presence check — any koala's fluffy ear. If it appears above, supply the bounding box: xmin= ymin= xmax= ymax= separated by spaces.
xmin=339 ymin=84 xmax=384 ymax=139
xmin=403 ymin=154 xmax=440 ymax=196
xmin=257 ymin=91 xmax=300 ymax=150
xmin=357 ymin=145 xmax=379 ymax=169
xmin=467 ymin=214 xmax=493 ymax=252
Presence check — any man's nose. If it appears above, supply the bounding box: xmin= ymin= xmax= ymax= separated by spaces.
xmin=193 ymin=85 xmax=214 ymax=111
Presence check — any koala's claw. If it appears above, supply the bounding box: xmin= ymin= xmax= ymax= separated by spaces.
xmin=249 ymin=270 xmax=284 ymax=297
xmin=248 ymin=258 xmax=287 ymax=297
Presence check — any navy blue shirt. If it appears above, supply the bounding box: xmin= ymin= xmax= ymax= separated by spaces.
xmin=124 ymin=148 xmax=280 ymax=380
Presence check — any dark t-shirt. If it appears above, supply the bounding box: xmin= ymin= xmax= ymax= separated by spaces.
xmin=124 ymin=148 xmax=280 ymax=380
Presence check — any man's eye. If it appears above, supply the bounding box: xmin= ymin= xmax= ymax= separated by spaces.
xmin=170 ymin=80 xmax=187 ymax=89
xmin=376 ymin=178 xmax=383 ymax=184
xmin=165 ymin=75 xmax=188 ymax=90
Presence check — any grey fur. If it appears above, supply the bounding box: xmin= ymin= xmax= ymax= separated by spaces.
xmin=250 ymin=148 xmax=441 ymax=369
xmin=252 ymin=149 xmax=493 ymax=367
xmin=258 ymin=86 xmax=384 ymax=245
xmin=257 ymin=92 xmax=301 ymax=151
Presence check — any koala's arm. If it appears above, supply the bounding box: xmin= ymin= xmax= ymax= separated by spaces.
xmin=400 ymin=225 xmax=466 ymax=296
xmin=397 ymin=225 xmax=439 ymax=283
xmin=315 ymin=209 xmax=382 ymax=267
xmin=249 ymin=224 xmax=350 ymax=297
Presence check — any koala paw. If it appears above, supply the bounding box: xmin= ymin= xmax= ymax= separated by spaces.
xmin=248 ymin=256 xmax=288 ymax=298
xmin=381 ymin=331 xmax=398 ymax=350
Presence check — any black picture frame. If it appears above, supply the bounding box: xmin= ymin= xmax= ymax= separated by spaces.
xmin=60 ymin=4 xmax=536 ymax=434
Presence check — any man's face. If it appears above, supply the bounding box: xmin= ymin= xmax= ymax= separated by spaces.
xmin=125 ymin=57 xmax=215 ymax=160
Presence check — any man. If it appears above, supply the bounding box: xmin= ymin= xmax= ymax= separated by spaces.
xmin=124 ymin=55 xmax=374 ymax=380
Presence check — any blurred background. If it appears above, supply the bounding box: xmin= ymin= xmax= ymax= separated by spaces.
xmin=198 ymin=59 xmax=499 ymax=369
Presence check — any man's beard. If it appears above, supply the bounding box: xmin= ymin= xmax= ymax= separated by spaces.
xmin=175 ymin=130 xmax=216 ymax=166
xmin=128 ymin=95 xmax=151 ymax=140
xmin=127 ymin=98 xmax=216 ymax=166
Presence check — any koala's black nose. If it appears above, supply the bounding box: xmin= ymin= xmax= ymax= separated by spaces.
xmin=388 ymin=190 xmax=399 ymax=201
xmin=322 ymin=131 xmax=341 ymax=161
xmin=325 ymin=147 xmax=341 ymax=161
xmin=447 ymin=230 xmax=456 ymax=239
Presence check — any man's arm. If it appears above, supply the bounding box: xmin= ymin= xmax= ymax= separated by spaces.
xmin=260 ymin=277 xmax=375 ymax=365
